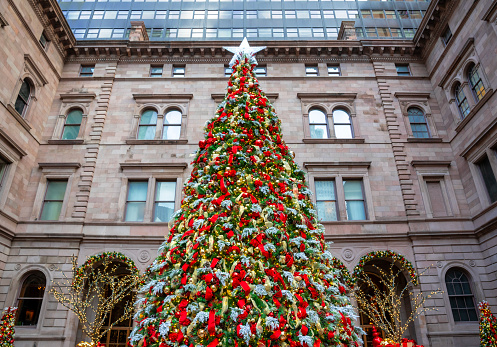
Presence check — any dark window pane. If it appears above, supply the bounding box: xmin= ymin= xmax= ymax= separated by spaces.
xmin=478 ymin=155 xmax=497 ymax=202
xmin=62 ymin=126 xmax=81 ymax=140
xmin=14 ymin=97 xmax=27 ymax=115
xmin=16 ymin=273 xmax=46 ymax=326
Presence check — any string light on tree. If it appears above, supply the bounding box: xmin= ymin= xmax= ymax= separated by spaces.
xmin=0 ymin=307 xmax=17 ymax=347
xmin=51 ymin=254 xmax=142 ymax=347
xmin=479 ymin=301 xmax=497 ymax=346
xmin=354 ymin=263 xmax=441 ymax=344
xmin=128 ymin=38 xmax=364 ymax=347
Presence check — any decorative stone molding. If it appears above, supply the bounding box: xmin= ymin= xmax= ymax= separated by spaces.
xmin=0 ymin=129 xmax=27 ymax=158
xmin=0 ymin=11 xmax=9 ymax=27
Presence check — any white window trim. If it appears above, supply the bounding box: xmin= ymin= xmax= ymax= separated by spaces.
xmin=118 ymin=163 xmax=187 ymax=223
xmin=304 ymin=161 xmax=373 ymax=222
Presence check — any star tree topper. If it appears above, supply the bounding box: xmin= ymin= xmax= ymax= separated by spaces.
xmin=224 ymin=37 xmax=266 ymax=67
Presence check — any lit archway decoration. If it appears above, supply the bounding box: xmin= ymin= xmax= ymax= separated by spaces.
xmin=331 ymin=256 xmax=354 ymax=288
xmin=352 ymin=250 xmax=418 ymax=286
xmin=75 ymin=251 xmax=140 ymax=284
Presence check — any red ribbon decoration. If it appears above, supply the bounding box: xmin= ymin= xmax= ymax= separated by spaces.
xmin=270 ymin=330 xmax=281 ymax=340
xmin=208 ymin=310 xmax=216 ymax=335
xmin=207 ymin=339 xmax=219 ymax=347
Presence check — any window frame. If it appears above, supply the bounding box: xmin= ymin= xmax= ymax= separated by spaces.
xmin=61 ymin=108 xmax=84 ymax=140
xmin=305 ymin=65 xmax=319 ymax=77
xmin=172 ymin=65 xmax=186 ymax=78
xmin=153 ymin=180 xmax=177 ymax=223
xmin=14 ymin=78 xmax=33 ymax=118
xmin=453 ymin=83 xmax=471 ymax=118
xmin=343 ymin=179 xmax=367 ymax=221
xmin=253 ymin=65 xmax=267 ymax=77
xmin=124 ymin=180 xmax=149 ymax=222
xmin=137 ymin=108 xmax=159 ymax=141
xmin=444 ymin=268 xmax=479 ymax=323
xmin=39 ymin=179 xmax=68 ymax=221
xmin=441 ymin=26 xmax=452 ymax=47
xmin=314 ymin=179 xmax=339 ymax=221
xmin=79 ymin=65 xmax=95 ymax=77
xmin=476 ymin=154 xmax=497 ymax=204
xmin=15 ymin=271 xmax=47 ymax=328
xmin=407 ymin=107 xmax=430 ymax=139
xmin=306 ymin=162 xmax=373 ymax=222
xmin=467 ymin=64 xmax=487 ymax=102
xmin=150 ymin=65 xmax=163 ymax=78
xmin=327 ymin=64 xmax=341 ymax=77
xmin=162 ymin=108 xmax=182 ymax=141
xmin=308 ymin=108 xmax=330 ymax=139
xmin=395 ymin=64 xmax=411 ymax=76
xmin=332 ymin=108 xmax=354 ymax=139
xmin=39 ymin=31 xmax=49 ymax=50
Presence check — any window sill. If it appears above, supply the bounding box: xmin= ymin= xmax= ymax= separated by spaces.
xmin=47 ymin=139 xmax=84 ymax=145
xmin=406 ymin=137 xmax=443 ymax=143
xmin=455 ymin=88 xmax=494 ymax=133
xmin=303 ymin=138 xmax=365 ymax=144
xmin=5 ymin=103 xmax=32 ymax=132
xmin=126 ymin=139 xmax=188 ymax=145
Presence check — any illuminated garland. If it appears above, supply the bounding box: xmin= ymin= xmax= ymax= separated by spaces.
xmin=0 ymin=307 xmax=17 ymax=347
xmin=479 ymin=301 xmax=497 ymax=346
xmin=75 ymin=252 xmax=139 ymax=284
xmin=352 ymin=250 xmax=418 ymax=285
xmin=331 ymin=256 xmax=354 ymax=288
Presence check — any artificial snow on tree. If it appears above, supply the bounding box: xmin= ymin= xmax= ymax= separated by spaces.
xmin=0 ymin=307 xmax=17 ymax=347
xmin=129 ymin=38 xmax=363 ymax=347
xmin=479 ymin=301 xmax=497 ymax=347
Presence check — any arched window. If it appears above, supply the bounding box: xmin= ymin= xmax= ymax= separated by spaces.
xmin=14 ymin=79 xmax=32 ymax=117
xmin=468 ymin=64 xmax=486 ymax=101
xmin=332 ymin=109 xmax=353 ymax=139
xmin=454 ymin=83 xmax=470 ymax=118
xmin=309 ymin=108 xmax=329 ymax=139
xmin=137 ymin=109 xmax=158 ymax=140
xmin=61 ymin=109 xmax=83 ymax=140
xmin=445 ymin=268 xmax=478 ymax=322
xmin=407 ymin=107 xmax=430 ymax=138
xmin=16 ymin=272 xmax=46 ymax=326
xmin=163 ymin=109 xmax=182 ymax=140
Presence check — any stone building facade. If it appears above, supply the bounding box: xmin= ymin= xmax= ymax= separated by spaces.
xmin=0 ymin=0 xmax=496 ymax=346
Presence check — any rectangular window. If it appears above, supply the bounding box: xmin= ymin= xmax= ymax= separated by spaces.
xmin=398 ymin=10 xmax=409 ymax=19
xmin=377 ymin=28 xmax=391 ymax=38
xmin=93 ymin=10 xmax=104 ymax=19
xmin=305 ymin=65 xmax=319 ymax=77
xmin=173 ymin=65 xmax=185 ymax=77
xmin=403 ymin=28 xmax=415 ymax=39
xmin=155 ymin=10 xmax=167 ymax=19
xmin=360 ymin=10 xmax=371 ymax=18
xmin=426 ymin=180 xmax=448 ymax=217
xmin=125 ymin=181 xmax=148 ymax=222
xmin=390 ymin=28 xmax=403 ymax=38
xmin=246 ymin=10 xmax=257 ymax=19
xmin=40 ymin=180 xmax=67 ymax=220
xmin=385 ymin=10 xmax=396 ymax=19
xmin=194 ymin=10 xmax=205 ymax=19
xmin=104 ymin=10 xmax=117 ymax=19
xmin=254 ymin=66 xmax=267 ymax=77
xmin=39 ymin=32 xmax=48 ymax=49
xmin=477 ymin=155 xmax=497 ymax=203
xmin=169 ymin=11 xmax=180 ymax=19
xmin=225 ymin=66 xmax=232 ymax=77
xmin=180 ymin=11 xmax=193 ymax=19
xmin=154 ymin=181 xmax=176 ymax=222
xmin=150 ymin=65 xmax=163 ymax=77
xmin=409 ymin=10 xmax=423 ymax=19
xmin=80 ymin=65 xmax=95 ymax=77
xmin=0 ymin=157 xmax=9 ymax=190
xmin=315 ymin=180 xmax=338 ymax=221
xmin=396 ymin=64 xmax=411 ymax=76
xmin=442 ymin=26 xmax=452 ymax=46
xmin=323 ymin=10 xmax=334 ymax=18
xmin=117 ymin=10 xmax=129 ymax=19
xmin=343 ymin=180 xmax=366 ymax=220
xmin=328 ymin=64 xmax=340 ymax=76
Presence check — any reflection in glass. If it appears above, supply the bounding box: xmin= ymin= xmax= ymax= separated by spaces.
xmin=16 ymin=273 xmax=46 ymax=326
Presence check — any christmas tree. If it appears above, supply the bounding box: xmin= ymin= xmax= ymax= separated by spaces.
xmin=0 ymin=307 xmax=17 ymax=347
xmin=129 ymin=38 xmax=363 ymax=347
xmin=479 ymin=301 xmax=497 ymax=347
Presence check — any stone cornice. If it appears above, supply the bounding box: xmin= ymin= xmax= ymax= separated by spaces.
xmin=68 ymin=40 xmax=417 ymax=60
xmin=60 ymin=92 xmax=96 ymax=101
xmin=303 ymin=161 xmax=371 ymax=169
xmin=394 ymin=92 xmax=431 ymax=99
xmin=132 ymin=94 xmax=193 ymax=102
xmin=38 ymin=162 xmax=81 ymax=169
xmin=482 ymin=0 xmax=497 ymax=21
xmin=297 ymin=93 xmax=357 ymax=100
xmin=410 ymin=160 xmax=451 ymax=167
xmin=0 ymin=129 xmax=28 ymax=157
xmin=119 ymin=162 xmax=188 ymax=170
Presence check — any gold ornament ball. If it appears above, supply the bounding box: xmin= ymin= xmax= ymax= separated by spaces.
xmin=197 ymin=329 xmax=206 ymax=339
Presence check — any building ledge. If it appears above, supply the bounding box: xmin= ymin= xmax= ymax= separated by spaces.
xmin=302 ymin=138 xmax=365 ymax=144
xmin=125 ymin=139 xmax=188 ymax=145
xmin=47 ymin=139 xmax=85 ymax=145
xmin=119 ymin=162 xmax=188 ymax=170
xmin=304 ymin=161 xmax=371 ymax=169
xmin=406 ymin=137 xmax=443 ymax=143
